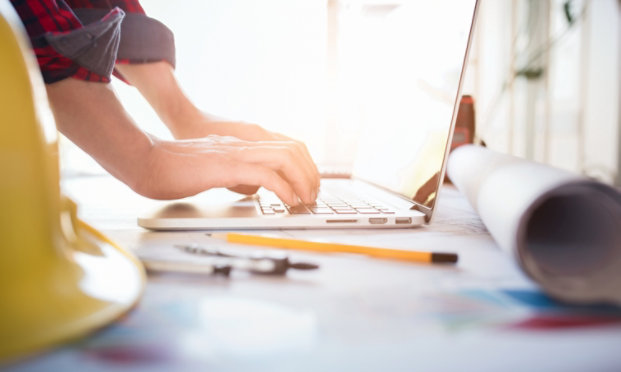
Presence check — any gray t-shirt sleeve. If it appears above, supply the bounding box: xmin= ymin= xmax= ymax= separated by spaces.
xmin=74 ymin=8 xmax=176 ymax=68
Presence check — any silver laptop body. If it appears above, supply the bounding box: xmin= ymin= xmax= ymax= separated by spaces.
xmin=139 ymin=0 xmax=479 ymax=231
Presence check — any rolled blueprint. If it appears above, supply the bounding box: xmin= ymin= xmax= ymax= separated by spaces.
xmin=447 ymin=145 xmax=621 ymax=304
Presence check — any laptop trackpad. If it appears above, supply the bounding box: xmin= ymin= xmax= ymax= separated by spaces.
xmin=152 ymin=198 xmax=260 ymax=219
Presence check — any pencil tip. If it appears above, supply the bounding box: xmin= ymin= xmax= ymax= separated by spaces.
xmin=431 ymin=252 xmax=458 ymax=264
xmin=207 ymin=232 xmax=227 ymax=240
xmin=289 ymin=262 xmax=320 ymax=270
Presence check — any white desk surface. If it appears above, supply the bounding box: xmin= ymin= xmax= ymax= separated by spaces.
xmin=7 ymin=174 xmax=621 ymax=372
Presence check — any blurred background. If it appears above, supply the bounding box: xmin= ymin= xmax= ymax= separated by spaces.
xmin=60 ymin=0 xmax=621 ymax=186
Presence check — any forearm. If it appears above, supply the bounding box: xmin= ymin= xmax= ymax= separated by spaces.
xmin=115 ymin=62 xmax=267 ymax=141
xmin=46 ymin=79 xmax=153 ymax=194
xmin=115 ymin=62 xmax=205 ymax=139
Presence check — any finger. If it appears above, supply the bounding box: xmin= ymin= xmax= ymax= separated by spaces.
xmin=263 ymin=139 xmax=320 ymax=195
xmin=222 ymin=163 xmax=299 ymax=206
xmin=210 ymin=139 xmax=315 ymax=201
xmin=228 ymin=185 xmax=260 ymax=195
xmin=204 ymin=132 xmax=320 ymax=192
xmin=273 ymin=140 xmax=319 ymax=196
xmin=232 ymin=144 xmax=317 ymax=204
xmin=295 ymin=141 xmax=320 ymax=189
xmin=270 ymin=133 xmax=320 ymax=187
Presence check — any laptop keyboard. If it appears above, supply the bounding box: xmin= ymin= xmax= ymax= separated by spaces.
xmin=258 ymin=193 xmax=396 ymax=215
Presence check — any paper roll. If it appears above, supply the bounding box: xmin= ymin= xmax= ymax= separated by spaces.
xmin=447 ymin=145 xmax=621 ymax=304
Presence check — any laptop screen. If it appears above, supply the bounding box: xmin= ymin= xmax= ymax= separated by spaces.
xmin=349 ymin=0 xmax=478 ymax=214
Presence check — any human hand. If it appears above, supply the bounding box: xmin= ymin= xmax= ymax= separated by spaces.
xmin=190 ymin=116 xmax=287 ymax=142
xmin=176 ymin=117 xmax=320 ymax=198
xmin=137 ymin=135 xmax=320 ymax=205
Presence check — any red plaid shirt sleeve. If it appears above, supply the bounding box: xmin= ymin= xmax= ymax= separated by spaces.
xmin=65 ymin=0 xmax=145 ymax=13
xmin=10 ymin=0 xmax=148 ymax=84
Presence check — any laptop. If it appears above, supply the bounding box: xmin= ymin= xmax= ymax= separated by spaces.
xmin=139 ymin=0 xmax=479 ymax=230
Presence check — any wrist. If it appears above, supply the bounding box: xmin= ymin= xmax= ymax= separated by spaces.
xmin=166 ymin=105 xmax=212 ymax=139
xmin=114 ymin=62 xmax=207 ymax=139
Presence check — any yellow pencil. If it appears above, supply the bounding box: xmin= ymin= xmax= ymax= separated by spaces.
xmin=209 ymin=233 xmax=458 ymax=264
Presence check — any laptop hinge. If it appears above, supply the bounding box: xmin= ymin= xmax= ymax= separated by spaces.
xmin=410 ymin=203 xmax=432 ymax=222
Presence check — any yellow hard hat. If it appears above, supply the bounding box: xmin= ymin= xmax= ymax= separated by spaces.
xmin=0 ymin=1 xmax=145 ymax=361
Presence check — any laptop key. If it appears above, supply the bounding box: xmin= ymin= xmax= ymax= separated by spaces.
xmin=287 ymin=205 xmax=311 ymax=214
xmin=335 ymin=209 xmax=357 ymax=214
xmin=311 ymin=208 xmax=334 ymax=214
xmin=356 ymin=208 xmax=380 ymax=214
